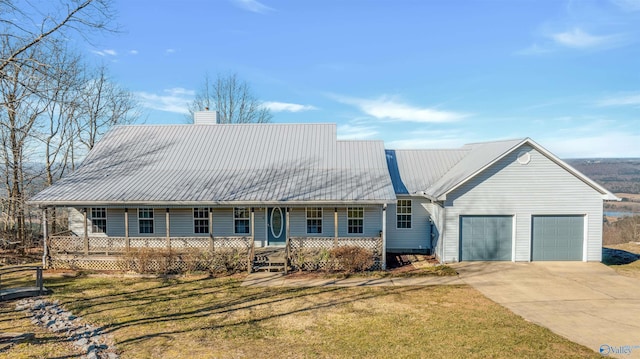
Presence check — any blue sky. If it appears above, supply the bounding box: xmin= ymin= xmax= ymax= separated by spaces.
xmin=84 ymin=0 xmax=640 ymax=157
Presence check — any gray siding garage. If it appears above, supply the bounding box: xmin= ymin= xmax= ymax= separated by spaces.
xmin=531 ymin=215 xmax=584 ymax=261
xmin=460 ymin=216 xmax=512 ymax=261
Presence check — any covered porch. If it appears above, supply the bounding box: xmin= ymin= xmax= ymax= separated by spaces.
xmin=40 ymin=204 xmax=389 ymax=272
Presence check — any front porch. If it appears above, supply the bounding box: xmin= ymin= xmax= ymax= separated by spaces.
xmin=45 ymin=235 xmax=383 ymax=272
xmin=40 ymin=204 xmax=389 ymax=272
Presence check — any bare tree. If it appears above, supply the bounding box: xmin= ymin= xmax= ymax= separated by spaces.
xmin=75 ymin=65 xmax=139 ymax=151
xmin=0 ymin=0 xmax=115 ymax=83
xmin=0 ymin=0 xmax=117 ymax=244
xmin=187 ymin=73 xmax=272 ymax=124
xmin=0 ymin=42 xmax=48 ymax=242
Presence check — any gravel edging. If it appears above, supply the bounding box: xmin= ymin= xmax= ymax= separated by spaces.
xmin=15 ymin=298 xmax=119 ymax=359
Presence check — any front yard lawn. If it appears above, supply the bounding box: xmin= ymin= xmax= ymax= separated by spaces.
xmin=1 ymin=274 xmax=599 ymax=358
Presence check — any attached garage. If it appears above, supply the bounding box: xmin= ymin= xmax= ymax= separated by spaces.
xmin=531 ymin=215 xmax=584 ymax=261
xmin=460 ymin=216 xmax=513 ymax=261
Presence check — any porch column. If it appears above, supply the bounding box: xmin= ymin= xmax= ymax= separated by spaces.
xmin=209 ymin=208 xmax=214 ymax=252
xmin=334 ymin=208 xmax=338 ymax=247
xmin=165 ymin=208 xmax=170 ymax=249
xmin=249 ymin=208 xmax=255 ymax=274
xmin=83 ymin=208 xmax=89 ymax=255
xmin=42 ymin=208 xmax=48 ymax=268
xmin=124 ymin=208 xmax=130 ymax=251
xmin=285 ymin=207 xmax=290 ymax=274
xmin=382 ymin=204 xmax=387 ymax=270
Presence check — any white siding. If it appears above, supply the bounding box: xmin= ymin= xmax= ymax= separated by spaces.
xmin=386 ymin=196 xmax=433 ymax=251
xmin=441 ymin=145 xmax=603 ymax=262
xmin=68 ymin=208 xmax=84 ymax=236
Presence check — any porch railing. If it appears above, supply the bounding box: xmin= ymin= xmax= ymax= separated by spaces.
xmin=288 ymin=236 xmax=383 ymax=271
xmin=48 ymin=235 xmax=252 ymax=255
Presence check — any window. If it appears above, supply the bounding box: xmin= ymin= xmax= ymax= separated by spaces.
xmin=194 ymin=208 xmax=209 ymax=234
xmin=91 ymin=208 xmax=107 ymax=233
xmin=397 ymin=199 xmax=412 ymax=229
xmin=234 ymin=207 xmax=250 ymax=234
xmin=347 ymin=207 xmax=364 ymax=234
xmin=138 ymin=208 xmax=154 ymax=234
xmin=306 ymin=207 xmax=323 ymax=234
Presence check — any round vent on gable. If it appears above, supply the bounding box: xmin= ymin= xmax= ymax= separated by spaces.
xmin=517 ymin=151 xmax=531 ymax=165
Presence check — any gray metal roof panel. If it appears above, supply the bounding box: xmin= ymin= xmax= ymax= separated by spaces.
xmin=31 ymin=124 xmax=396 ymax=205
xmin=385 ymin=149 xmax=468 ymax=194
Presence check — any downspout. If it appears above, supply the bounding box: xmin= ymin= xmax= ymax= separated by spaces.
xmin=440 ymin=205 xmax=446 ymax=264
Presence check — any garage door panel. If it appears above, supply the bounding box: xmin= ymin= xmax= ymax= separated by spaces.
xmin=532 ymin=215 xmax=583 ymax=261
xmin=460 ymin=216 xmax=512 ymax=261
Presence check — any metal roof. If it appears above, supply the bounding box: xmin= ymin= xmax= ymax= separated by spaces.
xmin=30 ymin=124 xmax=397 ymax=206
xmin=385 ymin=149 xmax=468 ymax=194
xmin=386 ymin=138 xmax=617 ymax=201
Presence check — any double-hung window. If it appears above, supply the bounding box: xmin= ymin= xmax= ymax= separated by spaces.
xmin=234 ymin=207 xmax=250 ymax=234
xmin=347 ymin=207 xmax=364 ymax=234
xmin=138 ymin=208 xmax=154 ymax=234
xmin=194 ymin=208 xmax=210 ymax=234
xmin=306 ymin=207 xmax=322 ymax=234
xmin=396 ymin=199 xmax=412 ymax=228
xmin=91 ymin=208 xmax=107 ymax=233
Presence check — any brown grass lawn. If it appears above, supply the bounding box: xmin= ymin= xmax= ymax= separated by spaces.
xmin=0 ymin=274 xmax=600 ymax=359
xmin=604 ymin=242 xmax=640 ymax=279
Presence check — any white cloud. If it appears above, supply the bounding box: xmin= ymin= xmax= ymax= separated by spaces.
xmin=611 ymin=0 xmax=640 ymax=12
xmin=334 ymin=95 xmax=468 ymax=123
xmin=597 ymin=93 xmax=640 ymax=107
xmin=135 ymin=88 xmax=195 ymax=114
xmin=230 ymin=0 xmax=273 ymax=13
xmin=165 ymin=48 xmax=176 ymax=54
xmin=263 ymin=101 xmax=317 ymax=112
xmin=550 ymin=28 xmax=619 ymax=48
xmin=91 ymin=49 xmax=117 ymax=56
xmin=337 ymin=123 xmax=378 ymax=140
xmin=129 ymin=50 xmax=139 ymax=55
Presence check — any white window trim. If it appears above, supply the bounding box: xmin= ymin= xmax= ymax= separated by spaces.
xmin=396 ymin=199 xmax=412 ymax=229
xmin=347 ymin=207 xmax=364 ymax=234
xmin=138 ymin=208 xmax=154 ymax=234
xmin=306 ymin=207 xmax=323 ymax=234
xmin=193 ymin=208 xmax=210 ymax=234
xmin=90 ymin=207 xmax=107 ymax=234
xmin=234 ymin=207 xmax=251 ymax=235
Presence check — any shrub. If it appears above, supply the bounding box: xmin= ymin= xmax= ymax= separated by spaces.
xmin=121 ymin=248 xmax=181 ymax=275
xmin=604 ymin=215 xmax=640 ymax=245
xmin=330 ymin=246 xmax=374 ymax=273
xmin=120 ymin=247 xmax=247 ymax=275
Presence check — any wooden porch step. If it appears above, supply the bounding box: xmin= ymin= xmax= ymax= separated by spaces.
xmin=253 ymin=248 xmax=288 ymax=272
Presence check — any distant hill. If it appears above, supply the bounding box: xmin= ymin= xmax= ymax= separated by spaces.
xmin=565 ymin=158 xmax=640 ymax=194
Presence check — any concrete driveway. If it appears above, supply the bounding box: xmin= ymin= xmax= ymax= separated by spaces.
xmin=455 ymin=262 xmax=640 ymax=358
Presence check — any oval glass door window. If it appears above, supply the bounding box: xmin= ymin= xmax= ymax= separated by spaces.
xmin=271 ymin=208 xmax=283 ymax=238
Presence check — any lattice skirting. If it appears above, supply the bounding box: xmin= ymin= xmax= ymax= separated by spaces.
xmin=49 ymin=249 xmax=251 ymax=273
xmin=289 ymin=237 xmax=383 ymax=271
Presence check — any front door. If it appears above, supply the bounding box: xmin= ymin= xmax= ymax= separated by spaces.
xmin=267 ymin=207 xmax=286 ymax=246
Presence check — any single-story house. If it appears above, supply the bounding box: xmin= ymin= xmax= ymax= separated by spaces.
xmin=29 ymin=111 xmax=617 ymax=269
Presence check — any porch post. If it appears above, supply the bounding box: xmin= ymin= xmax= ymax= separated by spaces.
xmin=165 ymin=208 xmax=170 ymax=249
xmin=285 ymin=207 xmax=290 ymax=274
xmin=382 ymin=204 xmax=387 ymax=270
xmin=249 ymin=208 xmax=255 ymax=274
xmin=42 ymin=208 xmax=48 ymax=268
xmin=334 ymin=207 xmax=338 ymax=247
xmin=124 ymin=208 xmax=130 ymax=251
xmin=209 ymin=207 xmax=214 ymax=252
xmin=83 ymin=208 xmax=89 ymax=255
